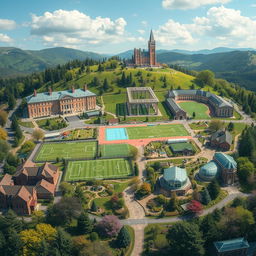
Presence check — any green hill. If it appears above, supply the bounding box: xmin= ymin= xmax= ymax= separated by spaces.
xmin=0 ymin=47 xmax=106 ymax=77
xmin=157 ymin=51 xmax=256 ymax=91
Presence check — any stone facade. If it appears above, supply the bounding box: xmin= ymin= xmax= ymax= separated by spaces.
xmin=167 ymin=90 xmax=234 ymax=119
xmin=26 ymin=85 xmax=97 ymax=118
xmin=133 ymin=30 xmax=157 ymax=67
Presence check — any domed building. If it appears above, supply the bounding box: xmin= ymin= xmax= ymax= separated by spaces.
xmin=199 ymin=161 xmax=219 ymax=181
xmin=159 ymin=166 xmax=191 ymax=196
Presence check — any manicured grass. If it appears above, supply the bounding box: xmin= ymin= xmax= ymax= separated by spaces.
xmin=35 ymin=141 xmax=97 ymax=161
xmin=126 ymin=124 xmax=189 ymax=140
xmin=170 ymin=142 xmax=195 ymax=153
xmin=100 ymin=144 xmax=132 ymax=158
xmin=36 ymin=117 xmax=67 ymax=131
xmin=65 ymin=158 xmax=133 ymax=181
xmin=178 ymin=101 xmax=210 ymax=119
xmin=189 ymin=122 xmax=208 ymax=130
xmin=18 ymin=120 xmax=34 ymax=128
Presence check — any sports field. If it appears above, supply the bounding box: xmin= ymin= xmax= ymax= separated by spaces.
xmin=65 ymin=158 xmax=133 ymax=181
xmin=178 ymin=101 xmax=210 ymax=119
xmin=100 ymin=144 xmax=132 ymax=158
xmin=35 ymin=141 xmax=97 ymax=161
xmin=125 ymin=124 xmax=189 ymax=140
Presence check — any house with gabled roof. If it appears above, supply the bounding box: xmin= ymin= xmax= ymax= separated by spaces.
xmin=0 ymin=161 xmax=60 ymax=215
xmin=210 ymin=129 xmax=232 ymax=151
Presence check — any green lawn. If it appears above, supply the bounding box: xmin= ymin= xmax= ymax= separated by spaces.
xmin=35 ymin=141 xmax=97 ymax=161
xmin=100 ymin=144 xmax=132 ymax=158
xmin=178 ymin=101 xmax=210 ymax=119
xmin=65 ymin=158 xmax=133 ymax=181
xmin=126 ymin=124 xmax=189 ymax=140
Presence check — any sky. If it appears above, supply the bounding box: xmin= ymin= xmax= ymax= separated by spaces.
xmin=0 ymin=0 xmax=256 ymax=54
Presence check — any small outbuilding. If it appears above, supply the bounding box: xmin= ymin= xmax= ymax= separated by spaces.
xmin=210 ymin=129 xmax=232 ymax=151
xmin=159 ymin=166 xmax=191 ymax=196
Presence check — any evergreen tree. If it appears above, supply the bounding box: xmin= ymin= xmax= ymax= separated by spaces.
xmin=166 ymin=192 xmax=178 ymax=211
xmin=77 ymin=211 xmax=93 ymax=234
xmin=227 ymin=122 xmax=234 ymax=131
xmin=201 ymin=188 xmax=211 ymax=205
xmin=91 ymin=201 xmax=98 ymax=212
xmin=50 ymin=228 xmax=72 ymax=256
xmin=4 ymin=228 xmax=22 ymax=256
xmin=11 ymin=115 xmax=19 ymax=131
xmin=208 ymin=179 xmax=220 ymax=200
xmin=167 ymin=222 xmax=205 ymax=256
xmin=7 ymin=93 xmax=16 ymax=110
xmin=103 ymin=78 xmax=109 ymax=91
xmin=200 ymin=214 xmax=219 ymax=245
xmin=116 ymin=226 xmax=131 ymax=248
xmin=121 ymin=72 xmax=126 ymax=86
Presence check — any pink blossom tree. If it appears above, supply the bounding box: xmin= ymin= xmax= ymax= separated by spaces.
xmin=96 ymin=215 xmax=122 ymax=237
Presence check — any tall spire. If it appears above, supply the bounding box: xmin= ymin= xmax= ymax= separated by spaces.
xmin=149 ymin=29 xmax=155 ymax=42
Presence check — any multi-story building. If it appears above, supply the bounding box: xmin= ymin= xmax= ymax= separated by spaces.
xmin=132 ymin=30 xmax=158 ymax=67
xmin=166 ymin=90 xmax=234 ymax=119
xmin=26 ymin=85 xmax=97 ymax=118
xmin=0 ymin=161 xmax=60 ymax=215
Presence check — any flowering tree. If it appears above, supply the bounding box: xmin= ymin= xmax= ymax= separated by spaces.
xmin=187 ymin=200 xmax=203 ymax=216
xmin=96 ymin=215 xmax=122 ymax=238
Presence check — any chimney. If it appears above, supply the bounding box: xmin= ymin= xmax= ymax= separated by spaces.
xmin=72 ymin=86 xmax=75 ymax=93
xmin=34 ymin=89 xmax=37 ymax=97
xmin=84 ymin=84 xmax=88 ymax=91
xmin=49 ymin=87 xmax=52 ymax=95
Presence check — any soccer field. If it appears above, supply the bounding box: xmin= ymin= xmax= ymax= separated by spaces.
xmin=178 ymin=101 xmax=210 ymax=119
xmin=126 ymin=124 xmax=189 ymax=140
xmin=65 ymin=158 xmax=133 ymax=181
xmin=100 ymin=144 xmax=132 ymax=158
xmin=34 ymin=141 xmax=97 ymax=161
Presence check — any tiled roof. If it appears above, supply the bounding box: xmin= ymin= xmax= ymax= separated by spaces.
xmin=26 ymin=88 xmax=96 ymax=104
xmin=0 ymin=185 xmax=34 ymax=202
xmin=214 ymin=152 xmax=237 ymax=169
xmin=36 ymin=179 xmax=55 ymax=194
xmin=214 ymin=238 xmax=249 ymax=253
xmin=0 ymin=174 xmax=13 ymax=185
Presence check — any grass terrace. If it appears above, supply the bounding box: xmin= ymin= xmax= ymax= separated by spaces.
xmin=63 ymin=128 xmax=96 ymax=140
xmin=126 ymin=124 xmax=189 ymax=140
xmin=36 ymin=117 xmax=67 ymax=131
xmin=64 ymin=158 xmax=133 ymax=181
xmin=34 ymin=141 xmax=97 ymax=161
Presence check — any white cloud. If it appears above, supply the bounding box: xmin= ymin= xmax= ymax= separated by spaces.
xmin=155 ymin=6 xmax=256 ymax=48
xmin=30 ymin=9 xmax=135 ymax=47
xmin=141 ymin=21 xmax=148 ymax=26
xmin=0 ymin=33 xmax=13 ymax=43
xmin=155 ymin=20 xmax=196 ymax=46
xmin=0 ymin=19 xmax=16 ymax=30
xmin=137 ymin=29 xmax=145 ymax=35
xmin=251 ymin=4 xmax=256 ymax=7
xmin=162 ymin=0 xmax=231 ymax=10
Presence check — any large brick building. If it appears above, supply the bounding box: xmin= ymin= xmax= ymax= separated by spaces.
xmin=166 ymin=90 xmax=234 ymax=120
xmin=132 ymin=30 xmax=157 ymax=67
xmin=0 ymin=161 xmax=60 ymax=215
xmin=26 ymin=85 xmax=97 ymax=118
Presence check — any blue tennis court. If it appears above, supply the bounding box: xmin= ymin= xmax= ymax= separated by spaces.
xmin=105 ymin=128 xmax=129 ymax=141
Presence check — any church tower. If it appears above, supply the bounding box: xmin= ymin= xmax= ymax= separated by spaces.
xmin=148 ymin=30 xmax=156 ymax=66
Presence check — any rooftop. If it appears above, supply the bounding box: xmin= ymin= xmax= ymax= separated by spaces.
xmin=26 ymin=88 xmax=96 ymax=104
xmin=214 ymin=238 xmax=249 ymax=253
xmin=163 ymin=166 xmax=188 ymax=183
xmin=214 ymin=152 xmax=237 ymax=169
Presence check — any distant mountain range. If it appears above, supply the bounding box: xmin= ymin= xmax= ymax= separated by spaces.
xmin=0 ymin=47 xmax=106 ymax=77
xmin=1 ymin=46 xmax=256 ymax=91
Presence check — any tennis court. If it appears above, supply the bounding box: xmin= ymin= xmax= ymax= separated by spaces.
xmin=100 ymin=144 xmax=132 ymax=158
xmin=105 ymin=127 xmax=128 ymax=141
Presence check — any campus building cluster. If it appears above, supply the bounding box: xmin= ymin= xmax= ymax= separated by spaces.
xmin=166 ymin=90 xmax=234 ymax=120
xmin=199 ymin=152 xmax=237 ymax=185
xmin=0 ymin=161 xmax=59 ymax=215
xmin=26 ymin=85 xmax=96 ymax=118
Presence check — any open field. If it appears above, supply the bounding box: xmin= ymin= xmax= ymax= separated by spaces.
xmin=126 ymin=124 xmax=189 ymax=140
xmin=35 ymin=141 xmax=97 ymax=161
xmin=178 ymin=101 xmax=210 ymax=119
xmin=100 ymin=143 xmax=133 ymax=158
xmin=65 ymin=158 xmax=133 ymax=181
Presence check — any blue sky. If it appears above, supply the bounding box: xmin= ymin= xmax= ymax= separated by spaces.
xmin=0 ymin=0 xmax=256 ymax=53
